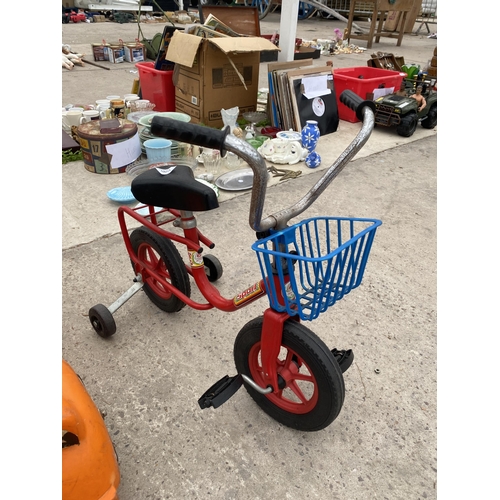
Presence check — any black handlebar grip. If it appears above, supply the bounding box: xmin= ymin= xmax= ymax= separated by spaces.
xmin=339 ymin=89 xmax=377 ymax=122
xmin=150 ymin=116 xmax=230 ymax=155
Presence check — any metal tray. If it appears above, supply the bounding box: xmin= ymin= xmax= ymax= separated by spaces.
xmin=215 ymin=168 xmax=255 ymax=191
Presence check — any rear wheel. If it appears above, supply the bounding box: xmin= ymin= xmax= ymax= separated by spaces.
xmin=421 ymin=104 xmax=437 ymax=129
xmin=130 ymin=227 xmax=190 ymax=312
xmin=397 ymin=112 xmax=418 ymax=137
xmin=234 ymin=317 xmax=345 ymax=431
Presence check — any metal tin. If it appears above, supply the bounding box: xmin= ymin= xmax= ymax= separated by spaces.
xmin=77 ymin=119 xmax=139 ymax=174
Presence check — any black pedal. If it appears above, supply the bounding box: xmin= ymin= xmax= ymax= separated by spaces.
xmin=198 ymin=374 xmax=243 ymax=409
xmin=331 ymin=348 xmax=354 ymax=373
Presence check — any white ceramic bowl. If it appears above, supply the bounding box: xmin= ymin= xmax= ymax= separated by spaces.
xmin=276 ymin=130 xmax=302 ymax=142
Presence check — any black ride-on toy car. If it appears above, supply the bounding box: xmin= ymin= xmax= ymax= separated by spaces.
xmin=373 ymin=79 xmax=437 ymax=137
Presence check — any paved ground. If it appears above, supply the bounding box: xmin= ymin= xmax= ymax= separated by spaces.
xmin=61 ymin=11 xmax=438 ymax=500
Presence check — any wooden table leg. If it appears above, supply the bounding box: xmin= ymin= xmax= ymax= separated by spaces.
xmin=366 ymin=2 xmax=380 ymax=49
xmin=374 ymin=9 xmax=386 ymax=44
xmin=346 ymin=1 xmax=356 ymax=44
xmin=396 ymin=11 xmax=408 ymax=46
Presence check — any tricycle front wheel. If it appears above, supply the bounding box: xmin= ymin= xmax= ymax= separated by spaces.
xmin=234 ymin=317 xmax=345 ymax=431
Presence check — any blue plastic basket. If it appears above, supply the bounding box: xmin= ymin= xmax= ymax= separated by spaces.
xmin=252 ymin=216 xmax=382 ymax=321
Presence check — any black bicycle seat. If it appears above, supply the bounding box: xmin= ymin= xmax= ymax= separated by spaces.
xmin=131 ymin=164 xmax=219 ymax=212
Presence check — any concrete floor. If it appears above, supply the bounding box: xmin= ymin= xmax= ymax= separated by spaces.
xmin=62 ymin=11 xmax=437 ymax=500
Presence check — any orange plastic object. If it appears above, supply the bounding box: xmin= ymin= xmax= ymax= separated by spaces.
xmin=62 ymin=360 xmax=120 ymax=500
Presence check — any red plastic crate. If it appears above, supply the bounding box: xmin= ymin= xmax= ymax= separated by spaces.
xmin=333 ymin=67 xmax=406 ymax=123
xmin=135 ymin=62 xmax=175 ymax=112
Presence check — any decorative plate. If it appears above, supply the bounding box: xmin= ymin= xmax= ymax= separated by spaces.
xmin=215 ymin=168 xmax=255 ymax=191
xmin=107 ymin=186 xmax=136 ymax=203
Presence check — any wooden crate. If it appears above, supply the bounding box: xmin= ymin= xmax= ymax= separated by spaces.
xmin=368 ymin=52 xmax=404 ymax=71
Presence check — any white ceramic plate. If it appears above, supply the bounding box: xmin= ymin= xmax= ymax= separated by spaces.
xmin=128 ymin=111 xmax=159 ymax=123
xmin=107 ymin=186 xmax=136 ymax=203
xmin=139 ymin=112 xmax=191 ymax=128
xmin=215 ymin=168 xmax=255 ymax=191
xmin=138 ymin=114 xmax=158 ymax=128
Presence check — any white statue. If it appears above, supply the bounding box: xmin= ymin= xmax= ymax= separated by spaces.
xmin=258 ymin=138 xmax=307 ymax=165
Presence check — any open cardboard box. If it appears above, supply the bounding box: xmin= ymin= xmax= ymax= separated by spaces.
xmin=198 ymin=5 xmax=277 ymax=63
xmin=166 ymin=30 xmax=279 ymax=128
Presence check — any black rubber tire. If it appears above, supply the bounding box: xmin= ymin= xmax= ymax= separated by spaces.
xmin=234 ymin=317 xmax=345 ymax=431
xmin=421 ymin=104 xmax=437 ymax=129
xmin=130 ymin=227 xmax=190 ymax=313
xmin=397 ymin=112 xmax=418 ymax=137
xmin=89 ymin=304 xmax=116 ymax=338
xmin=203 ymin=254 xmax=223 ymax=282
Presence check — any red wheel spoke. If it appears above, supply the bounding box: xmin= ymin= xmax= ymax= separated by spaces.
xmin=283 ymin=350 xmax=295 ymax=369
xmin=139 ymin=244 xmax=172 ymax=298
xmin=145 ymin=247 xmax=158 ymax=266
xmin=287 ymin=380 xmax=310 ymax=404
xmin=248 ymin=341 xmax=319 ymax=413
xmin=292 ymin=372 xmax=313 ymax=383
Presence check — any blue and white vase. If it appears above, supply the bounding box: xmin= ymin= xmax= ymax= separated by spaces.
xmin=301 ymin=120 xmax=320 ymax=152
xmin=305 ymin=151 xmax=322 ymax=168
xmin=301 ymin=120 xmax=321 ymax=168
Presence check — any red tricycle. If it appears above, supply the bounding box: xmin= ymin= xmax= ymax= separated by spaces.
xmin=89 ymin=90 xmax=381 ymax=432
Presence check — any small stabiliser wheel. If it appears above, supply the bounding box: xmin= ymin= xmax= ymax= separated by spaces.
xmin=130 ymin=227 xmax=191 ymax=313
xmin=89 ymin=304 xmax=116 ymax=338
xmin=421 ymin=104 xmax=437 ymax=129
xmin=397 ymin=112 xmax=418 ymax=137
xmin=234 ymin=317 xmax=345 ymax=431
xmin=203 ymin=254 xmax=223 ymax=282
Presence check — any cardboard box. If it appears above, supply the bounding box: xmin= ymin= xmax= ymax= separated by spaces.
xmin=124 ymin=44 xmax=146 ymax=63
xmin=107 ymin=45 xmax=125 ymax=64
xmin=92 ymin=43 xmax=109 ymax=62
xmin=166 ymin=31 xmax=279 ymax=128
xmin=199 ymin=8 xmax=276 ymax=63
xmin=199 ymin=6 xmax=261 ymax=36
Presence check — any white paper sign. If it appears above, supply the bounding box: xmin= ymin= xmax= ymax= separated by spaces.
xmin=106 ymin=132 xmax=142 ymax=169
xmin=302 ymin=75 xmax=331 ymax=99
xmin=373 ymin=87 xmax=395 ymax=100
